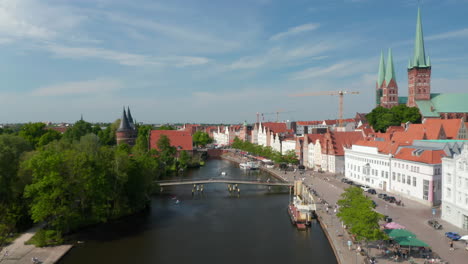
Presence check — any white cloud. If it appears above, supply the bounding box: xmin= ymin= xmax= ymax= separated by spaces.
xmin=426 ymin=28 xmax=468 ymax=41
xmin=31 ymin=79 xmax=124 ymax=96
xmin=270 ymin=23 xmax=320 ymax=41
xmin=290 ymin=57 xmax=375 ymax=80
xmin=229 ymin=42 xmax=332 ymax=70
xmin=46 ymin=44 xmax=210 ymax=67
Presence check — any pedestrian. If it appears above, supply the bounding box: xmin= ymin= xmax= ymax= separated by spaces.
xmin=326 ymin=207 xmax=329 ymax=214
xmin=347 ymin=240 xmax=352 ymax=250
xmin=449 ymin=240 xmax=454 ymax=250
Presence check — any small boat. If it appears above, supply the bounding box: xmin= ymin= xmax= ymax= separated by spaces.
xmin=221 ymin=171 xmax=227 ymax=176
xmin=175 ymin=200 xmax=180 ymax=204
xmin=239 ymin=163 xmax=251 ymax=169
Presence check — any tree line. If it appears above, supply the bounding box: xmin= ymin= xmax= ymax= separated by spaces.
xmin=0 ymin=120 xmax=190 ymax=247
xmin=366 ymin=104 xmax=421 ymax=132
xmin=231 ymin=137 xmax=299 ymax=164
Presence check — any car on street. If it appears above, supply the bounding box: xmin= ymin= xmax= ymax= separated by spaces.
xmin=341 ymin=178 xmax=349 ymax=183
xmin=385 ymin=196 xmax=396 ymax=203
xmin=361 ymin=185 xmax=371 ymax=192
xmin=445 ymin=232 xmax=461 ymax=240
xmin=367 ymin=189 xmax=377 ymax=195
xmin=384 ymin=215 xmax=392 ymax=223
xmin=428 ymin=219 xmax=443 ymax=229
xmin=347 ymin=181 xmax=355 ymax=185
xmin=378 ymin=193 xmax=388 ymax=199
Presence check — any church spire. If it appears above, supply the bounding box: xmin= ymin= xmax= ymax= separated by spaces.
xmin=411 ymin=7 xmax=428 ymax=68
xmin=127 ymin=106 xmax=135 ymax=129
xmin=117 ymin=107 xmax=131 ymax=131
xmin=385 ymin=48 xmax=396 ymax=84
xmin=377 ymin=50 xmax=386 ymax=87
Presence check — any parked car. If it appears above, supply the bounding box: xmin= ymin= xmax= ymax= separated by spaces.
xmin=367 ymin=189 xmax=377 ymax=195
xmin=347 ymin=181 xmax=355 ymax=185
xmin=445 ymin=232 xmax=461 ymax=240
xmin=341 ymin=178 xmax=349 ymax=183
xmin=428 ymin=219 xmax=443 ymax=229
xmin=386 ymin=196 xmax=397 ymax=203
xmin=361 ymin=185 xmax=371 ymax=192
xmin=378 ymin=193 xmax=388 ymax=199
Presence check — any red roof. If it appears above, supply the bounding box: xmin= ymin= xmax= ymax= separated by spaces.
xmin=306 ymin=134 xmax=324 ymax=144
xmin=331 ymin=131 xmax=363 ymax=155
xmin=150 ymin=130 xmax=193 ymax=151
xmin=262 ymin=122 xmax=288 ymax=133
xmin=353 ymin=139 xmax=408 ymax=155
xmin=46 ymin=126 xmax=68 ymax=133
xmin=297 ymin=121 xmax=322 ymax=126
xmin=394 ymin=148 xmax=446 ymax=164
xmin=423 ymin=118 xmax=463 ymax=139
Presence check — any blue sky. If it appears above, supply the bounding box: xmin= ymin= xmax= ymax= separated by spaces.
xmin=1 ymin=0 xmax=468 ymax=124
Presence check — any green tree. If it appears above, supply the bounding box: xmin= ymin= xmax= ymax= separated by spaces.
xmin=337 ymin=187 xmax=386 ymax=244
xmin=133 ymin=125 xmax=153 ymax=153
xmin=18 ymin=123 xmax=47 ymax=148
xmin=282 ymin=150 xmax=299 ymax=165
xmin=366 ymin=105 xmax=421 ymax=132
xmin=157 ymin=135 xmax=177 ymax=174
xmin=63 ymin=120 xmax=94 ymax=142
xmin=97 ymin=120 xmax=120 ymax=146
xmin=193 ymin=131 xmax=212 ymax=147
xmin=37 ymin=129 xmax=62 ymax=147
xmin=178 ymin=150 xmax=190 ymax=170
xmin=157 ymin=125 xmax=175 ymax=130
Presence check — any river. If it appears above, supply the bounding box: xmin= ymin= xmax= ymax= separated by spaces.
xmin=59 ymin=158 xmax=337 ymax=264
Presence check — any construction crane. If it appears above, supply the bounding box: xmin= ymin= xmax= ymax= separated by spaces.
xmin=256 ymin=109 xmax=294 ymax=123
xmin=289 ymin=90 xmax=360 ymax=127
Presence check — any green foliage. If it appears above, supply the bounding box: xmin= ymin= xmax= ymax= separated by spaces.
xmin=157 ymin=125 xmax=175 ymax=130
xmin=366 ymin=105 xmax=421 ymax=132
xmin=133 ymin=125 xmax=153 ymax=153
xmin=336 ymin=187 xmax=386 ymax=242
xmin=18 ymin=123 xmax=47 ymax=148
xmin=283 ymin=150 xmax=299 ymax=165
xmin=97 ymin=120 xmax=120 ymax=146
xmin=37 ymin=129 xmax=62 ymax=147
xmin=231 ymin=137 xmax=289 ymax=163
xmin=63 ymin=120 xmax=94 ymax=142
xmin=192 ymin=131 xmax=212 ymax=147
xmin=26 ymin=229 xmax=63 ymax=247
xmin=178 ymin=150 xmax=190 ymax=170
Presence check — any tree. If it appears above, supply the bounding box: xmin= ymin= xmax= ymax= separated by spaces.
xmin=157 ymin=125 xmax=175 ymax=130
xmin=63 ymin=120 xmax=94 ymax=142
xmin=157 ymin=135 xmax=177 ymax=174
xmin=97 ymin=120 xmax=120 ymax=146
xmin=37 ymin=129 xmax=62 ymax=147
xmin=366 ymin=105 xmax=421 ymax=132
xmin=337 ymin=187 xmax=386 ymax=244
xmin=193 ymin=131 xmax=212 ymax=147
xmin=133 ymin=125 xmax=153 ymax=153
xmin=18 ymin=123 xmax=47 ymax=148
xmin=178 ymin=150 xmax=190 ymax=170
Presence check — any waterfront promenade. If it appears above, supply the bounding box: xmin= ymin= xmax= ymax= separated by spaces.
xmin=222 ymin=152 xmax=467 ymax=264
xmin=0 ymin=226 xmax=72 ymax=264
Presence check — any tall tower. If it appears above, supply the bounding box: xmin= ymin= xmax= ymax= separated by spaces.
xmin=116 ymin=107 xmax=137 ymax=146
xmin=380 ymin=49 xmax=399 ymax=108
xmin=407 ymin=7 xmax=431 ymax=107
xmin=375 ymin=51 xmax=385 ymax=106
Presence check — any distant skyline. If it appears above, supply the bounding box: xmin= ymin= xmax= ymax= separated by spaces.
xmin=1 ymin=0 xmax=468 ymax=124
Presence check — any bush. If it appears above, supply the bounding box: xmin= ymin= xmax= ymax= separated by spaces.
xmin=26 ymin=229 xmax=63 ymax=247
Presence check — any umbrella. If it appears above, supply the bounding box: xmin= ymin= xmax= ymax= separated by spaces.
xmin=460 ymin=235 xmax=468 ymax=241
xmin=393 ymin=236 xmax=429 ymax=247
xmin=384 ymin=229 xmax=416 ymax=238
xmin=384 ymin=222 xmax=406 ymax=229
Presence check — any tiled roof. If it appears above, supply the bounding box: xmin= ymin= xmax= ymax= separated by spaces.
xmin=416 ymin=93 xmax=468 ymax=118
xmin=150 ymin=130 xmax=193 ymax=151
xmin=47 ymin=126 xmax=68 ymax=133
xmin=391 ymin=124 xmax=427 ymax=144
xmin=262 ymin=122 xmax=288 ymax=133
xmin=331 ymin=131 xmax=363 ymax=155
xmin=306 ymin=134 xmax=324 ymax=144
xmin=354 ymin=139 xmax=407 ymax=155
xmin=297 ymin=121 xmax=322 ymax=126
xmin=323 ymin=120 xmax=338 ymax=125
xmin=423 ymin=118 xmax=462 ymax=139
xmin=394 ymin=147 xmax=446 ymax=164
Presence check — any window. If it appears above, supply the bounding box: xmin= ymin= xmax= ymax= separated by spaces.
xmin=402 ymin=174 xmax=405 ymax=184
xmin=392 ymin=172 xmax=396 ymax=180
xmin=423 ymin=180 xmax=429 ymax=200
xmin=406 ymin=165 xmax=409 ymax=170
xmin=465 ymin=194 xmax=468 ymax=205
xmin=446 ymin=187 xmax=451 ymax=198
xmin=447 ymin=173 xmax=452 ymax=184
xmin=458 ymin=177 xmax=462 ymax=186
xmin=398 ymin=173 xmax=401 ymax=182
xmin=407 ymin=176 xmax=411 ymax=185
xmin=413 ymin=177 xmax=416 ymax=187
xmin=386 ymin=172 xmax=389 ymax=179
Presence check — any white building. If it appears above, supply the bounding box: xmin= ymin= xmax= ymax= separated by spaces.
xmin=442 ymin=144 xmax=468 ymax=230
xmin=212 ymin=126 xmax=229 ymax=146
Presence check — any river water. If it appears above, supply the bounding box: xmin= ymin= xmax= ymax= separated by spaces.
xmin=59 ymin=158 xmax=337 ymax=264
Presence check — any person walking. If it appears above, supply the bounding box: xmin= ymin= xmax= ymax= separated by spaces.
xmin=347 ymin=240 xmax=352 ymax=251
xmin=449 ymin=240 xmax=454 ymax=251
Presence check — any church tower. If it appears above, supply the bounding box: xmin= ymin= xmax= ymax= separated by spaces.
xmin=116 ymin=107 xmax=137 ymax=146
xmin=376 ymin=49 xmax=399 ymax=108
xmin=407 ymin=7 xmax=431 ymax=107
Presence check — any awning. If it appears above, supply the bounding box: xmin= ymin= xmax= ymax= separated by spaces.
xmin=393 ymin=236 xmax=429 ymax=247
xmin=384 ymin=229 xmax=416 ymax=238
xmin=383 ymin=222 xmax=406 ymax=229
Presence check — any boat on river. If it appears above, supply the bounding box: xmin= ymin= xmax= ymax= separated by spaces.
xmin=239 ymin=161 xmax=260 ymax=170
xmin=288 ymin=196 xmax=314 ymax=229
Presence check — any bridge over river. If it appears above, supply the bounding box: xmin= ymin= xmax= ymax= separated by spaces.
xmin=155 ymin=178 xmax=293 ymax=187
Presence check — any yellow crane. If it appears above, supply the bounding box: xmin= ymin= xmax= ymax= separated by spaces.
xmin=289 ymin=90 xmax=360 ymax=127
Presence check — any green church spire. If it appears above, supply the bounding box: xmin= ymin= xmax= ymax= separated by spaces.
xmin=411 ymin=7 xmax=427 ymax=68
xmin=385 ymin=48 xmax=396 ymax=84
xmin=377 ymin=50 xmax=385 ymax=87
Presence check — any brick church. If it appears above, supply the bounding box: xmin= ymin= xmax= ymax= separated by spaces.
xmin=375 ymin=8 xmax=468 ymax=119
